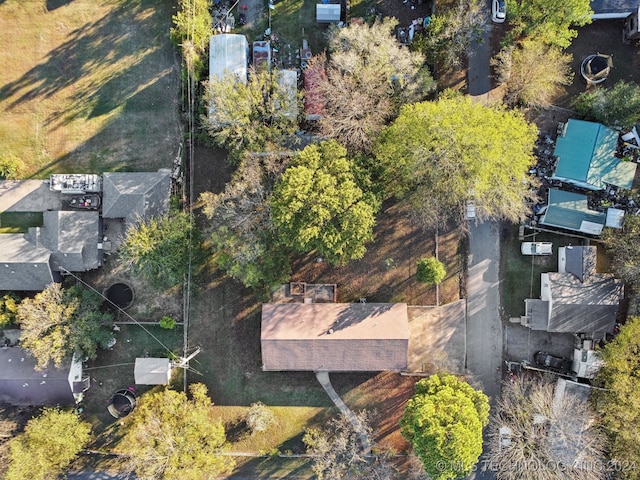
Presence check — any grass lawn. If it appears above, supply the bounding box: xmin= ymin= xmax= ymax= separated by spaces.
xmin=212 ymin=405 xmax=330 ymax=453
xmin=0 ymin=211 xmax=43 ymax=233
xmin=0 ymin=0 xmax=182 ymax=177
xmin=81 ymin=323 xmax=184 ymax=429
xmin=500 ymin=225 xmax=585 ymax=318
xmin=188 ymin=272 xmax=335 ymax=409
xmin=232 ymin=456 xmax=315 ymax=479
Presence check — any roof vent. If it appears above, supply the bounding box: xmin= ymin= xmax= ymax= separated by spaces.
xmin=327 ymin=329 xmax=334 ymax=335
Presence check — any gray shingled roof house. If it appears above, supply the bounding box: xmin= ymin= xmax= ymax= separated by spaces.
xmin=0 ymin=171 xmax=170 ymax=291
xmin=26 ymin=210 xmax=100 ymax=273
xmin=0 ymin=235 xmax=58 ymax=291
xmin=522 ymin=246 xmax=622 ymax=335
xmin=261 ymin=303 xmax=409 ymax=371
xmin=0 ymin=347 xmax=87 ymax=406
xmin=102 ymin=172 xmax=170 ymax=226
xmin=0 ymin=211 xmax=99 ymax=291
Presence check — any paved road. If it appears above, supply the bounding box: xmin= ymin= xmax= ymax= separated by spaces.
xmin=468 ymin=13 xmax=492 ymax=99
xmin=465 ymin=221 xmax=502 ymax=480
xmin=466 ymin=221 xmax=503 ymax=402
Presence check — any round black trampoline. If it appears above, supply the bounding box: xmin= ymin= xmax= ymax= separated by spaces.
xmin=580 ymin=53 xmax=613 ymax=85
xmin=107 ymin=389 xmax=137 ymax=418
xmin=105 ymin=282 xmax=134 ymax=309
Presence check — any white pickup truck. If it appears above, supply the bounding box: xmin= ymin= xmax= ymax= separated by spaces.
xmin=521 ymin=242 xmax=552 ymax=255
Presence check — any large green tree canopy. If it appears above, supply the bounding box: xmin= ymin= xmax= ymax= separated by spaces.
xmin=203 ymin=68 xmax=299 ymax=157
xmin=375 ymin=95 xmax=538 ymax=228
xmin=270 ymin=140 xmax=379 ymax=265
xmin=119 ymin=211 xmax=201 ymax=290
xmin=506 ymin=0 xmax=592 ymax=48
xmin=573 ymin=80 xmax=640 ymax=129
xmin=16 ymin=284 xmax=113 ymax=370
xmin=118 ymin=384 xmax=235 ymax=480
xmin=593 ymin=317 xmax=640 ymax=477
xmin=5 ymin=408 xmax=91 ymax=480
xmin=401 ymin=374 xmax=489 ymax=480
xmin=199 ymin=152 xmax=292 ymax=289
xmin=603 ymin=214 xmax=640 ymax=289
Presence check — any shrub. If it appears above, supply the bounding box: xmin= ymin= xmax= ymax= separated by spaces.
xmin=159 ymin=316 xmax=176 ymax=330
xmin=245 ymin=402 xmax=275 ymax=435
xmin=416 ymin=258 xmax=446 ymax=285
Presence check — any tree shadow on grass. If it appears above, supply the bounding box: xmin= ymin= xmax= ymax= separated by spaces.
xmin=0 ymin=0 xmax=170 ymax=128
xmin=46 ymin=0 xmax=74 ymax=10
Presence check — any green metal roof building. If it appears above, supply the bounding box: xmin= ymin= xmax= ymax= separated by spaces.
xmin=552 ymin=119 xmax=637 ymax=190
xmin=540 ymin=189 xmax=606 ymax=235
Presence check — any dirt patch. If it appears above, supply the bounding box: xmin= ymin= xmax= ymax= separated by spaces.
xmin=188 ymin=141 xmax=235 ymax=200
xmin=560 ymin=20 xmax=640 ymax=107
xmin=337 ymin=372 xmax=417 ymax=453
xmin=374 ymin=0 xmax=434 ymax=29
xmin=290 ymin=200 xmax=463 ymax=305
xmin=81 ymin=255 xmax=182 ymax=323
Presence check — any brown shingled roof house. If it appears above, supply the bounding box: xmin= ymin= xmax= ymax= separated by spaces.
xmin=261 ymin=303 xmax=409 ymax=371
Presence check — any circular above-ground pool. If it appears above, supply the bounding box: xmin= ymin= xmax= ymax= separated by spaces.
xmin=105 ymin=282 xmax=134 ymax=309
xmin=107 ymin=389 xmax=137 ymax=418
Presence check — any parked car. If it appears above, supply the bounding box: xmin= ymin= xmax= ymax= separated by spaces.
xmin=492 ymin=0 xmax=506 ymax=23
xmin=466 ymin=199 xmax=476 ymax=220
xmin=521 ymin=242 xmax=552 ymax=255
xmin=534 ymin=351 xmax=570 ymax=372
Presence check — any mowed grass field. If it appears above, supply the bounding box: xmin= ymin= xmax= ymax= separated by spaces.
xmin=0 ymin=0 xmax=182 ymax=177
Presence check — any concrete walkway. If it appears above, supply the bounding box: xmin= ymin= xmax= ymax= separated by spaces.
xmin=315 ymin=371 xmax=371 ymax=455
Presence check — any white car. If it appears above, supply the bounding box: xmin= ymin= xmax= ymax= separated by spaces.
xmin=466 ymin=199 xmax=476 ymax=220
xmin=521 ymin=242 xmax=552 ymax=255
xmin=492 ymin=0 xmax=506 ymax=23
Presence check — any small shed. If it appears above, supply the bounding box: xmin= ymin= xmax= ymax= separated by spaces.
xmin=209 ymin=34 xmax=249 ymax=84
xmin=316 ymin=3 xmax=341 ymax=23
xmin=134 ymin=357 xmax=172 ymax=385
xmin=624 ymin=7 xmax=640 ymax=41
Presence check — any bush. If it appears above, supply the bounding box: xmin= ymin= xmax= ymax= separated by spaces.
xmin=0 ymin=293 xmax=20 ymax=329
xmin=416 ymin=258 xmax=446 ymax=285
xmin=245 ymin=402 xmax=275 ymax=435
xmin=0 ymin=155 xmax=21 ymax=180
xmin=159 ymin=316 xmax=176 ymax=330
